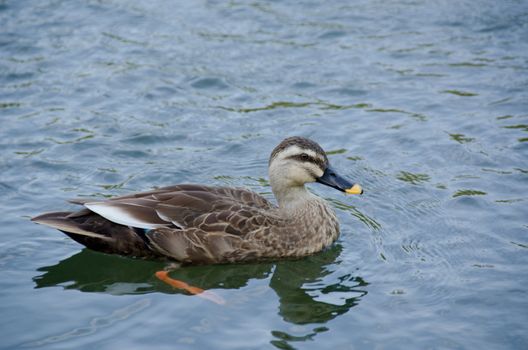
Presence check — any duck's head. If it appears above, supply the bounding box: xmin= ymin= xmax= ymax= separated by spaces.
xmin=268 ymin=136 xmax=362 ymax=203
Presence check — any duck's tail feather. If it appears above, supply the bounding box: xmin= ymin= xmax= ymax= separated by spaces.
xmin=31 ymin=211 xmax=161 ymax=259
xmin=31 ymin=212 xmax=111 ymax=240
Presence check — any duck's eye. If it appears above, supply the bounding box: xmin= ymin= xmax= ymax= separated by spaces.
xmin=300 ymin=153 xmax=310 ymax=161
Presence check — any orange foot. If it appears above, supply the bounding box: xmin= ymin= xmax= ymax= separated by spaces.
xmin=155 ymin=271 xmax=226 ymax=305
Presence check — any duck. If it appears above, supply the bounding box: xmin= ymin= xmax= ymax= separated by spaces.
xmin=31 ymin=136 xmax=363 ymax=265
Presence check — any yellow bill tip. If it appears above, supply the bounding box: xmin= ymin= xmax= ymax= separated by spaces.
xmin=345 ymin=184 xmax=363 ymax=195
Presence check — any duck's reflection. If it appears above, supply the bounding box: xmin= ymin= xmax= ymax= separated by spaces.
xmin=34 ymin=244 xmax=367 ymax=347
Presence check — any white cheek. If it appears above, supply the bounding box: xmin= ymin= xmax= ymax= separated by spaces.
xmin=292 ymin=169 xmax=313 ymax=183
xmin=288 ymin=163 xmax=321 ymax=184
xmin=301 ymin=162 xmax=323 ymax=178
xmin=309 ymin=164 xmax=324 ymax=178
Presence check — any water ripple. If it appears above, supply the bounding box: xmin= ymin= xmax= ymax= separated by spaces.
xmin=22 ymin=299 xmax=151 ymax=348
xmin=1 ymin=0 xmax=528 ymax=349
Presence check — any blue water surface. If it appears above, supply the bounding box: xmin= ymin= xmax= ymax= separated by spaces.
xmin=1 ymin=0 xmax=527 ymax=349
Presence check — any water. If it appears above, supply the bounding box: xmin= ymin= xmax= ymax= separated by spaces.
xmin=1 ymin=0 xmax=527 ymax=348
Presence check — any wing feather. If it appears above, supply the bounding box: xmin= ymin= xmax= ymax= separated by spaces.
xmin=75 ymin=184 xmax=276 ymax=234
xmin=84 ymin=202 xmax=169 ymax=229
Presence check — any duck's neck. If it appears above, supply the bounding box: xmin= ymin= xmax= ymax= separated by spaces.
xmin=272 ymin=183 xmax=319 ymax=212
xmin=268 ymin=160 xmax=322 ymax=213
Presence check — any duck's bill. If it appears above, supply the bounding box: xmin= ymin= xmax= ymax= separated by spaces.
xmin=316 ymin=166 xmax=363 ymax=195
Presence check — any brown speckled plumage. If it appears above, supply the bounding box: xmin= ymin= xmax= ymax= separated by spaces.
xmin=32 ymin=137 xmax=359 ymax=264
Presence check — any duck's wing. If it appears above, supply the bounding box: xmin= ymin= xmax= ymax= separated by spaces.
xmin=144 ymin=197 xmax=290 ymax=263
xmin=140 ymin=188 xmax=283 ymax=263
xmin=78 ymin=184 xmax=275 ymax=230
xmin=87 ymin=185 xmax=282 ymax=263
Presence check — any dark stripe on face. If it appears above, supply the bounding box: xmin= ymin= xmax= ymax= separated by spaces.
xmin=286 ymin=154 xmax=326 ymax=173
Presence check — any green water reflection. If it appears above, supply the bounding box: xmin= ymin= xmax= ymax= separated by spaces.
xmin=34 ymin=244 xmax=367 ymax=347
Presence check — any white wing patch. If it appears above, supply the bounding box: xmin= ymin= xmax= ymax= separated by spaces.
xmin=85 ymin=202 xmax=168 ymax=229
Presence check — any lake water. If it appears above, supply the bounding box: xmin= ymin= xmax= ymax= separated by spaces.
xmin=1 ymin=0 xmax=527 ymax=349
